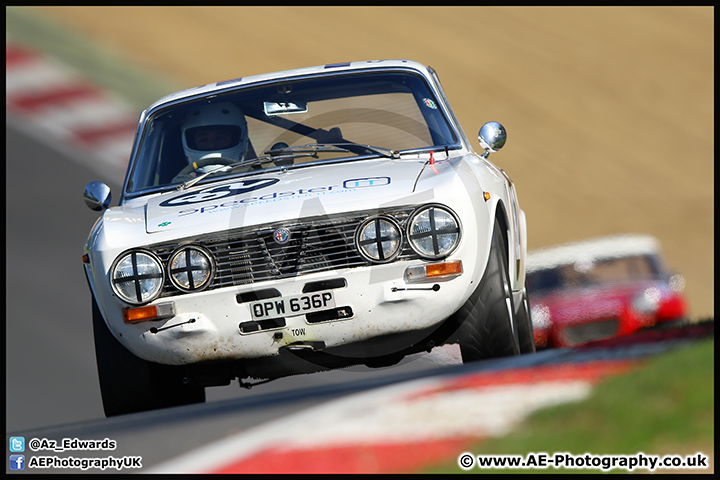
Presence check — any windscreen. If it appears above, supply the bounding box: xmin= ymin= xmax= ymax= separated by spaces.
xmin=126 ymin=71 xmax=458 ymax=196
xmin=527 ymin=254 xmax=664 ymax=293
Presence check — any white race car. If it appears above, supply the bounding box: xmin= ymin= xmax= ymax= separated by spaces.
xmin=83 ymin=59 xmax=533 ymax=416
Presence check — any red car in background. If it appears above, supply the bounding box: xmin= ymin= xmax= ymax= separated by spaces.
xmin=526 ymin=234 xmax=688 ymax=348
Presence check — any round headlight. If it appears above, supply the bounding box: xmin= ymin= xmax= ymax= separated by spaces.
xmin=355 ymin=216 xmax=403 ymax=263
xmin=111 ymin=250 xmax=164 ymax=305
xmin=168 ymin=246 xmax=215 ymax=292
xmin=407 ymin=205 xmax=461 ymax=259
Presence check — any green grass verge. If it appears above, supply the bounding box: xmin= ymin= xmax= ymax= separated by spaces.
xmin=426 ymin=328 xmax=714 ymax=473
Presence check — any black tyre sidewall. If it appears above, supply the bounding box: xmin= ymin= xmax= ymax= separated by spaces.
xmin=457 ymin=219 xmax=520 ymax=362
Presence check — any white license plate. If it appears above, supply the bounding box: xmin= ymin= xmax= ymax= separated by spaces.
xmin=250 ymin=291 xmax=336 ymax=320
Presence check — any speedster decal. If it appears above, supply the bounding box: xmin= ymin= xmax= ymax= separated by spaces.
xmin=175 ymin=177 xmax=392 ymax=217
xmin=159 ymin=178 xmax=280 ymax=207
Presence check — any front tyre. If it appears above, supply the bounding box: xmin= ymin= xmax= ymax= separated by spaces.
xmin=92 ymin=297 xmax=205 ymax=416
xmin=455 ymin=219 xmax=521 ymax=362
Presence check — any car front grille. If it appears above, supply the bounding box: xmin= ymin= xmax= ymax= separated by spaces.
xmin=149 ymin=206 xmax=420 ymax=297
xmin=561 ymin=318 xmax=621 ymax=346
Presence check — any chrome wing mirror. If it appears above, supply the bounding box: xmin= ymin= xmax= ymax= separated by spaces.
xmin=478 ymin=121 xmax=507 ymax=159
xmin=84 ymin=181 xmax=112 ymax=211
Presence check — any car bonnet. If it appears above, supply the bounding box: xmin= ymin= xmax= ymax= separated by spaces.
xmin=531 ymin=280 xmax=665 ymax=324
xmin=144 ymin=158 xmax=429 ymax=235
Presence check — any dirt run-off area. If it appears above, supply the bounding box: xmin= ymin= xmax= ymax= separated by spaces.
xmin=24 ymin=6 xmax=715 ymax=318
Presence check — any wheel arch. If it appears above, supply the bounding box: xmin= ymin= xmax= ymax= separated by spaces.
xmin=492 ymin=199 xmax=511 ymax=266
xmin=489 ymin=195 xmax=525 ymax=293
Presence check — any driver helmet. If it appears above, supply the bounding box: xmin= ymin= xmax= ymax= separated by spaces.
xmin=181 ymin=102 xmax=248 ymax=166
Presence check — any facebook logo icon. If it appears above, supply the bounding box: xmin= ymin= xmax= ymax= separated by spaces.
xmin=9 ymin=455 xmax=25 ymax=470
xmin=9 ymin=437 xmax=25 ymax=452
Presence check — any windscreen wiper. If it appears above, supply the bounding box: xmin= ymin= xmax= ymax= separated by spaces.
xmin=180 ymin=143 xmax=401 ymax=190
xmin=263 ymin=143 xmax=351 ymax=156
xmin=178 ymin=152 xmax=315 ymax=190
xmin=266 ymin=143 xmax=400 ymax=159
xmin=331 ymin=143 xmax=401 ymax=159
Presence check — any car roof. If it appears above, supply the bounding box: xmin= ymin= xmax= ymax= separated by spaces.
xmin=146 ymin=59 xmax=431 ymax=112
xmin=526 ymin=234 xmax=661 ymax=273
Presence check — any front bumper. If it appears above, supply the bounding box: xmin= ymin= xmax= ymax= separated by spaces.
xmin=103 ymin=260 xmax=472 ymax=365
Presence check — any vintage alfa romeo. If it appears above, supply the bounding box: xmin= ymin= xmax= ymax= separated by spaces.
xmin=83 ymin=59 xmax=533 ymax=416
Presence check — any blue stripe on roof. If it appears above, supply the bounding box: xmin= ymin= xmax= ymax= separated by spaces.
xmin=324 ymin=63 xmax=351 ymax=69
xmin=217 ymin=77 xmax=243 ymax=86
